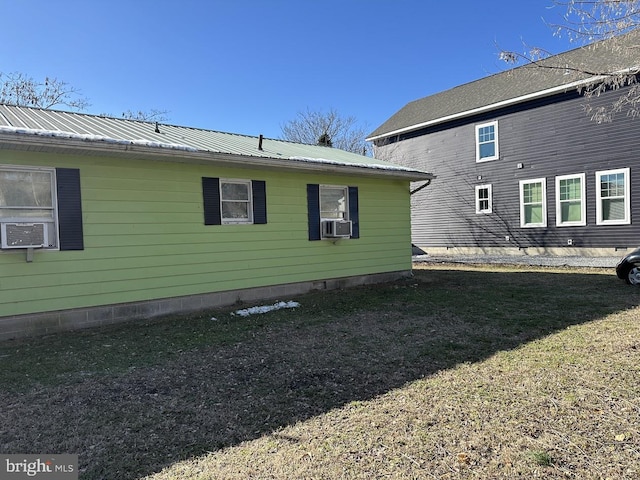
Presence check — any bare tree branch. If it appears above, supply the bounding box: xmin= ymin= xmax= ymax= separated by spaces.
xmin=0 ymin=72 xmax=90 ymax=110
xmin=280 ymin=108 xmax=371 ymax=155
xmin=121 ymin=109 xmax=170 ymax=122
xmin=0 ymin=71 xmax=170 ymax=125
xmin=551 ymin=0 xmax=640 ymax=40
xmin=500 ymin=0 xmax=640 ymax=123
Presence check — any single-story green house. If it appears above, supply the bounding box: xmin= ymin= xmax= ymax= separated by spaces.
xmin=0 ymin=104 xmax=432 ymax=339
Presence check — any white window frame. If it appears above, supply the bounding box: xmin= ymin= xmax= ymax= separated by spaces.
xmin=475 ymin=184 xmax=492 ymax=214
xmin=0 ymin=165 xmax=59 ymax=250
xmin=320 ymin=185 xmax=349 ymax=221
xmin=555 ymin=173 xmax=586 ymax=227
xmin=220 ymin=179 xmax=253 ymax=224
xmin=475 ymin=121 xmax=499 ymax=162
xmin=519 ymin=178 xmax=547 ymax=228
xmin=596 ymin=167 xmax=630 ymax=225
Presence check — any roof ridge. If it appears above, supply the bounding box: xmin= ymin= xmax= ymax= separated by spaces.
xmin=406 ymin=27 xmax=640 ymax=106
xmin=369 ymin=27 xmax=640 ymax=140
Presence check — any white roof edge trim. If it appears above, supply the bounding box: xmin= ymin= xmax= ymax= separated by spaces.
xmin=0 ymin=128 xmax=434 ymax=180
xmin=0 ymin=125 xmax=199 ymax=152
xmin=287 ymin=155 xmax=430 ymax=174
xmin=366 ymin=74 xmax=613 ymax=142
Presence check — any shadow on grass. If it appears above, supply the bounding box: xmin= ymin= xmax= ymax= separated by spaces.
xmin=1 ymin=266 xmax=639 ymax=479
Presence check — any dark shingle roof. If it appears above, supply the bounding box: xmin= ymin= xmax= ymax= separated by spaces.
xmin=367 ymin=29 xmax=640 ymax=140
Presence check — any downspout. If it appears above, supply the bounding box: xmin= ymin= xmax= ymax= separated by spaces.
xmin=410 ymin=179 xmax=432 ymax=195
xmin=409 ymin=179 xmax=432 ymax=257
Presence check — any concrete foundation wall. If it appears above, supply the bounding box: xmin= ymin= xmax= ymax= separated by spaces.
xmin=0 ymin=271 xmax=410 ymax=341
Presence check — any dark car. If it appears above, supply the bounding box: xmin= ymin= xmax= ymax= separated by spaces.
xmin=616 ymin=247 xmax=640 ymax=285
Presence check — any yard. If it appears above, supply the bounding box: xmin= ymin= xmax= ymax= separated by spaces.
xmin=1 ymin=263 xmax=639 ymax=479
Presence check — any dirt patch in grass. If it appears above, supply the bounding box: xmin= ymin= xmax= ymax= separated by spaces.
xmin=1 ymin=264 xmax=639 ymax=479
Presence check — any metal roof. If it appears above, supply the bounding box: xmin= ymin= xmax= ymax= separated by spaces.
xmin=368 ymin=29 xmax=640 ymax=141
xmin=0 ymin=104 xmax=433 ymax=181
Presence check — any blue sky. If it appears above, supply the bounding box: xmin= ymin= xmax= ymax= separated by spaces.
xmin=1 ymin=1 xmax=576 ymax=139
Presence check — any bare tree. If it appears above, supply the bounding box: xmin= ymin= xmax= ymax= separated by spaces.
xmin=281 ymin=108 xmax=371 ymax=155
xmin=121 ymin=109 xmax=170 ymax=122
xmin=550 ymin=0 xmax=639 ymax=40
xmin=0 ymin=71 xmax=170 ymax=124
xmin=501 ymin=0 xmax=640 ymax=123
xmin=0 ymin=72 xmax=90 ymax=110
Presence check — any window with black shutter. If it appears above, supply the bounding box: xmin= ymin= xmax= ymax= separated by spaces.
xmin=203 ymin=177 xmax=267 ymax=225
xmin=0 ymin=166 xmax=84 ymax=251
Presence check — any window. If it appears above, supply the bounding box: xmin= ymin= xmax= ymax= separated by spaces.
xmin=519 ymin=178 xmax=547 ymax=227
xmin=221 ymin=180 xmax=252 ymax=224
xmin=475 ymin=184 xmax=492 ymax=214
xmin=202 ymin=177 xmax=267 ymax=226
xmin=476 ymin=121 xmax=499 ymax=162
xmin=0 ymin=166 xmax=83 ymax=251
xmin=0 ymin=167 xmax=57 ymax=248
xmin=596 ymin=168 xmax=630 ymax=225
xmin=307 ymin=184 xmax=359 ymax=240
xmin=555 ymin=174 xmax=586 ymax=226
xmin=320 ymin=186 xmax=348 ymax=220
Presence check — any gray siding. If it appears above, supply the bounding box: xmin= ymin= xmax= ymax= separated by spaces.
xmin=375 ymin=88 xmax=640 ymax=250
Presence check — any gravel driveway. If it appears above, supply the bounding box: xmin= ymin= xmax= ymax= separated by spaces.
xmin=413 ymin=253 xmax=621 ymax=268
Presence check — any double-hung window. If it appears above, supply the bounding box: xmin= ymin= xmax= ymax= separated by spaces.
xmin=220 ymin=179 xmax=253 ymax=224
xmin=320 ymin=185 xmax=348 ymax=220
xmin=519 ymin=178 xmax=547 ymax=227
xmin=596 ymin=168 xmax=630 ymax=225
xmin=475 ymin=121 xmax=499 ymax=162
xmin=556 ymin=173 xmax=586 ymax=226
xmin=319 ymin=185 xmax=351 ymax=238
xmin=306 ymin=184 xmax=359 ymax=240
xmin=202 ymin=177 xmax=267 ymax=226
xmin=475 ymin=184 xmax=492 ymax=214
xmin=0 ymin=166 xmax=83 ymax=251
xmin=0 ymin=166 xmax=58 ymax=249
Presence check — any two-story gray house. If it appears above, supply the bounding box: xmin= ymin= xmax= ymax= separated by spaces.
xmin=368 ymin=30 xmax=640 ymax=257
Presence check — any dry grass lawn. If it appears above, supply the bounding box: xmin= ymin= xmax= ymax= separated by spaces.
xmin=1 ymin=263 xmax=639 ymax=479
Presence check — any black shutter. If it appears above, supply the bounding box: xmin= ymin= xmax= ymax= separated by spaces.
xmin=252 ymin=180 xmax=267 ymax=224
xmin=202 ymin=177 xmax=221 ymax=225
xmin=349 ymin=186 xmax=359 ymax=239
xmin=56 ymin=168 xmax=84 ymax=251
xmin=307 ymin=184 xmax=321 ymax=241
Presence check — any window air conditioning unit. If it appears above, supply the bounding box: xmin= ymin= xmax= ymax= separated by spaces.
xmin=322 ymin=219 xmax=352 ymax=238
xmin=1 ymin=223 xmax=48 ymax=249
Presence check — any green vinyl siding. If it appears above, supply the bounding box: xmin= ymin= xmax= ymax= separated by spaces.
xmin=0 ymin=151 xmax=413 ymax=317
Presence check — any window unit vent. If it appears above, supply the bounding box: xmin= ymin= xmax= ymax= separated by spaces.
xmin=1 ymin=223 xmax=48 ymax=249
xmin=322 ymin=219 xmax=352 ymax=238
